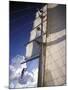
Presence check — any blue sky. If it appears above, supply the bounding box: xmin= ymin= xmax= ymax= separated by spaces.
xmin=9 ymin=2 xmax=45 ymax=87
xmin=10 ymin=1 xmax=44 ymax=61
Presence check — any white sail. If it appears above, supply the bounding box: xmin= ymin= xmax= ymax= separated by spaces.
xmin=26 ymin=5 xmax=47 ymax=58
xmin=45 ymin=4 xmax=66 ymax=86
xmin=25 ymin=4 xmax=66 ymax=86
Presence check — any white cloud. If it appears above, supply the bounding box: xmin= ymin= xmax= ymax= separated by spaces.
xmin=32 ymin=68 xmax=38 ymax=84
xmin=9 ymin=55 xmax=38 ymax=88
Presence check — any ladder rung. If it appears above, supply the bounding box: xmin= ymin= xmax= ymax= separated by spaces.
xmin=21 ymin=55 xmax=40 ymax=64
xmin=25 ymin=32 xmax=46 ymax=45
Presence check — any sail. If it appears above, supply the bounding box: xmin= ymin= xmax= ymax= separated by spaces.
xmin=45 ymin=4 xmax=66 ymax=86
xmin=25 ymin=4 xmax=66 ymax=86
xmin=26 ymin=5 xmax=47 ymax=58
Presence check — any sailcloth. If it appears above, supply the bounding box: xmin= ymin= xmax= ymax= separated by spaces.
xmin=25 ymin=4 xmax=66 ymax=86
xmin=26 ymin=5 xmax=47 ymax=58
xmin=45 ymin=4 xmax=66 ymax=86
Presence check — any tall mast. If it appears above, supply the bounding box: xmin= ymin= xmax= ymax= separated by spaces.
xmin=38 ymin=5 xmax=47 ymax=87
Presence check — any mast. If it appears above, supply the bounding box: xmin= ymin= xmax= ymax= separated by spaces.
xmin=38 ymin=5 xmax=47 ymax=87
